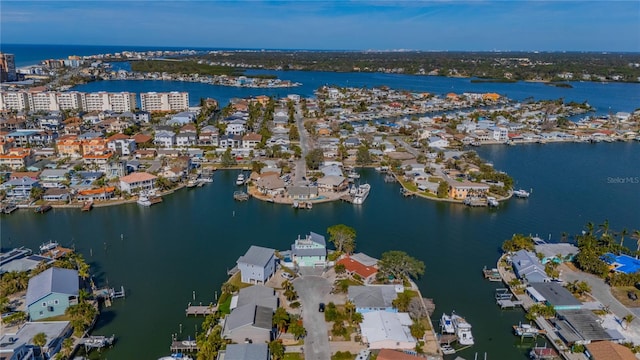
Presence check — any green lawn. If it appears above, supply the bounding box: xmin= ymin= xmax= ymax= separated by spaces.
xmin=227 ymin=272 xmax=253 ymax=290
xmin=284 ymin=353 xmax=304 ymax=360
xmin=332 ymin=351 xmax=356 ymax=360
xmin=217 ymin=292 xmax=233 ymax=315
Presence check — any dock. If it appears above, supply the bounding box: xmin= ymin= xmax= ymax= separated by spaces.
xmin=233 ymin=191 xmax=249 ymax=201
xmin=170 ymin=340 xmax=198 ymax=353
xmin=482 ymin=266 xmax=502 ymax=282
xmin=80 ymin=334 xmax=115 ymax=352
xmin=93 ymin=285 xmax=125 ymax=307
xmin=495 ymin=288 xmax=523 ymax=309
xmin=185 ymin=302 xmax=216 ymax=316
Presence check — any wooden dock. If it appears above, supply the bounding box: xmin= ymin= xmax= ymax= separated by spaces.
xmin=170 ymin=340 xmax=198 ymax=352
xmin=185 ymin=302 xmax=216 ymax=316
xmin=482 ymin=266 xmax=503 ymax=282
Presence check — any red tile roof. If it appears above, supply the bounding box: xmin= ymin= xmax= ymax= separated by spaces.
xmin=376 ymin=349 xmax=423 ymax=360
xmin=119 ymin=172 xmax=157 ymax=184
xmin=337 ymin=255 xmax=377 ymax=278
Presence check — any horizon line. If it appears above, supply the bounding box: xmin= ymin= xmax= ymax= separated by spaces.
xmin=2 ymin=43 xmax=640 ymax=54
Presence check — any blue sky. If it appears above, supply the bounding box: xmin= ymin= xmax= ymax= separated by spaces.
xmin=1 ymin=1 xmax=639 ymax=51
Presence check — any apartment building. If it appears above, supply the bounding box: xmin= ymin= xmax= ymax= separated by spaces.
xmin=140 ymin=91 xmax=189 ymax=112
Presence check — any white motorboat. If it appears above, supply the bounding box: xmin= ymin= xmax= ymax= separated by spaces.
xmin=352 ymin=184 xmax=371 ymax=205
xmin=513 ymin=189 xmax=530 ymax=198
xmin=158 ymin=354 xmax=193 ymax=360
xmin=451 ymin=312 xmax=474 ymax=346
xmin=137 ymin=192 xmax=162 ymax=207
xmin=348 ymin=170 xmax=360 ymax=179
xmin=513 ymin=322 xmax=546 ymax=337
xmin=440 ymin=313 xmax=455 ymax=334
xmin=487 ymin=196 xmax=499 ymax=207
xmin=236 ymin=173 xmax=245 ymax=186
xmin=441 ymin=344 xmax=456 ymax=355
xmin=39 ymin=240 xmax=59 ymax=253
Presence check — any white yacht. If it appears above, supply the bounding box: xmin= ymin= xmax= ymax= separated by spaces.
xmin=440 ymin=313 xmax=455 ymax=334
xmin=513 ymin=189 xmax=530 ymax=198
xmin=352 ymin=184 xmax=371 ymax=205
xmin=39 ymin=240 xmax=59 ymax=253
xmin=236 ymin=173 xmax=245 ymax=186
xmin=487 ymin=196 xmax=499 ymax=207
xmin=451 ymin=312 xmax=474 ymax=346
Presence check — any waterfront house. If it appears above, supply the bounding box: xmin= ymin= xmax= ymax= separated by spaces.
xmin=291 ymin=232 xmax=326 ymax=267
xmin=43 ymin=188 xmax=71 ymax=202
xmin=242 ymin=133 xmax=262 ymax=149
xmin=348 ymin=285 xmax=401 ymax=313
xmin=287 ymin=185 xmax=318 ymax=200
xmin=552 ymin=309 xmax=619 ymax=345
xmin=529 ymin=283 xmax=581 ymax=311
xmin=255 ymin=174 xmax=286 ymax=197
xmin=3 ymin=176 xmax=40 ymax=199
xmin=237 ymin=246 xmax=276 ymax=285
xmin=217 ymin=343 xmax=270 ymax=360
xmin=360 ymin=311 xmax=416 ymax=350
xmin=26 ymin=267 xmax=79 ymax=320
xmin=167 ymin=111 xmax=197 ymax=126
xmin=39 ymin=169 xmax=69 ymax=189
xmin=427 ymin=136 xmax=449 ymax=149
xmin=232 ymin=285 xmax=279 ymax=312
xmin=534 ymin=243 xmax=578 ymax=264
xmin=317 ymin=175 xmax=348 ymax=192
xmin=199 ymin=125 xmax=219 ymax=146
xmin=510 ymin=249 xmax=550 ymax=283
xmin=119 ymin=171 xmax=157 ymax=193
xmin=337 ymin=255 xmax=378 ymax=283
xmin=221 ymin=304 xmax=274 ymax=344
xmin=445 ymin=178 xmax=490 ymax=200
xmin=0 ymin=321 xmax=72 ymax=360
xmin=77 ymin=186 xmax=116 ymax=201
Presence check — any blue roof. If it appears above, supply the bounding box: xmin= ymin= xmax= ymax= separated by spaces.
xmin=601 ymin=253 xmax=640 ymax=274
xmin=7 ymin=130 xmax=40 ymax=137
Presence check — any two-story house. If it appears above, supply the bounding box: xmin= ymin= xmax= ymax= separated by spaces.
xmin=236 ymin=246 xmax=276 ymax=285
xmin=291 ymin=232 xmax=327 ymax=267
xmin=26 ymin=267 xmax=79 ymax=320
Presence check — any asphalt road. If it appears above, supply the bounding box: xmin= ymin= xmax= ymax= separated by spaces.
xmin=294 ymin=105 xmax=310 ymax=186
xmin=293 ymin=275 xmax=332 ymax=360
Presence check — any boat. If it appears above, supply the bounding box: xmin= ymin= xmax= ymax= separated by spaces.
xmin=292 ymin=201 xmax=299 ymax=209
xmin=233 ymin=191 xmax=249 ymax=201
xmin=440 ymin=313 xmax=455 ymax=334
xmin=137 ymin=192 xmax=163 ymax=207
xmin=347 ymin=170 xmax=360 ymax=179
xmin=34 ymin=204 xmax=52 ymax=213
xmin=186 ymin=179 xmax=198 ymax=188
xmin=305 ymin=201 xmax=313 ymax=209
xmin=352 ymin=184 xmax=371 ymax=205
xmin=529 ymin=344 xmax=559 ymax=359
xmin=440 ymin=344 xmax=456 ymax=355
xmin=482 ymin=266 xmax=502 ymax=282
xmin=487 ymin=196 xmax=499 ymax=207
xmin=39 ymin=240 xmax=59 ymax=253
xmin=513 ymin=322 xmax=546 ymax=337
xmin=200 ymin=176 xmax=214 ymax=183
xmin=158 ymin=354 xmax=193 ymax=360
xmin=451 ymin=312 xmax=474 ymax=346
xmin=81 ymin=201 xmax=93 ymax=212
xmin=235 ymin=173 xmax=245 ymax=186
xmin=513 ymin=189 xmax=530 ymax=198
xmin=2 ymin=203 xmax=18 ymax=214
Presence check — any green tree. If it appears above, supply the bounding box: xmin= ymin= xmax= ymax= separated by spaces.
xmin=288 ymin=315 xmax=307 ymax=340
xmin=327 ymin=224 xmax=357 ymax=254
xmin=221 ymin=148 xmax=237 ymax=167
xmin=501 ymin=234 xmax=535 ymax=252
xmin=410 ymin=321 xmax=426 ymax=339
xmin=355 ymin=145 xmax=371 ymax=166
xmin=623 ymin=314 xmax=635 ymax=330
xmin=273 ymin=307 xmax=290 ymax=337
xmin=269 ymin=340 xmax=285 ymax=360
xmin=32 ymin=332 xmax=47 ymax=348
xmin=392 ymin=291 xmax=413 ymax=312
xmin=30 ymin=186 xmax=45 ymax=201
xmin=334 ymin=263 xmax=346 ymax=275
xmin=377 ymin=250 xmax=425 ymax=281
xmin=436 ymin=181 xmax=449 ymax=198
xmin=305 ymin=148 xmax=324 ymax=170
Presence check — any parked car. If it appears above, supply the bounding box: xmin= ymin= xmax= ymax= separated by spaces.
xmin=281 ymin=272 xmax=294 ymax=280
xmin=628 ymin=291 xmax=637 ymax=301
xmin=318 ymin=303 xmax=325 ymax=312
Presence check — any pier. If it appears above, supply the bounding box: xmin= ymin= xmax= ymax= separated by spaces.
xmin=170 ymin=339 xmax=198 ymax=353
xmin=482 ymin=266 xmax=502 ymax=282
xmin=495 ymin=288 xmax=523 ymax=309
xmin=80 ymin=334 xmax=115 ymax=352
xmin=185 ymin=302 xmax=217 ymax=316
xmin=93 ymin=285 xmax=125 ymax=307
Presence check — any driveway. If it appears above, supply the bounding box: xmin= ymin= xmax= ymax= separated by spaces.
xmin=293 ymin=275 xmax=332 ymax=360
xmin=559 ymin=263 xmax=639 ymax=327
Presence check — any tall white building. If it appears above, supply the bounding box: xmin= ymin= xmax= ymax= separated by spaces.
xmin=140 ymin=91 xmax=189 ymax=112
xmin=82 ymin=91 xmax=137 ymax=112
xmin=29 ymin=91 xmax=59 ymax=111
xmin=56 ymin=91 xmax=84 ymax=111
xmin=0 ymin=91 xmax=29 ymax=111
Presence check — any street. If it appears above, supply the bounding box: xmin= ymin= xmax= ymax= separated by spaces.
xmin=293 ymin=275 xmax=332 ymax=360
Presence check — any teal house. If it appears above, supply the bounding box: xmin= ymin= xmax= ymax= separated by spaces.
xmin=291 ymin=232 xmax=327 ymax=267
xmin=26 ymin=267 xmax=79 ymax=320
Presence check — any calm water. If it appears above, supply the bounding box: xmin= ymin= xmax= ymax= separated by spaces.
xmin=2 ymin=142 xmax=639 ymax=359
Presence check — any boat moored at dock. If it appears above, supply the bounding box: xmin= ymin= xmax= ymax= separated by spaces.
xmin=351 ymin=183 xmax=371 ymax=205
xmin=34 ymin=204 xmax=53 ymax=213
xmin=513 ymin=189 xmax=530 ymax=198
xmin=235 ymin=173 xmax=246 ymax=186
xmin=451 ymin=311 xmax=474 ymax=346
xmin=440 ymin=313 xmax=455 ymax=334
xmin=513 ymin=322 xmax=546 ymax=337
xmin=137 ymin=192 xmax=163 ymax=207
xmin=39 ymin=240 xmax=59 ymax=253
xmin=81 ymin=200 xmax=93 ymax=211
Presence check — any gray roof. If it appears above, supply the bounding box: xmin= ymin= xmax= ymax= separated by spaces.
xmin=288 ymin=186 xmax=318 ymax=197
xmin=317 ymin=175 xmax=346 ymax=187
xmin=350 ymin=253 xmax=379 ymax=267
xmin=348 ymin=285 xmax=398 ymax=308
xmin=291 ymin=232 xmax=327 ymax=258
xmin=555 ymin=310 xmax=615 ymax=342
xmin=40 ymin=169 xmax=69 ymax=178
xmin=223 ymin=343 xmax=269 ymax=360
xmin=309 ymin=232 xmax=326 ymax=247
xmin=224 ymin=304 xmax=273 ymax=333
xmin=529 ymin=283 xmax=581 ymax=307
xmin=535 ymin=243 xmax=579 ymax=259
xmin=26 ymin=267 xmax=79 ymax=307
xmin=0 ymin=321 xmax=71 ymax=353
xmin=236 ymin=285 xmax=278 ymax=311
xmin=237 ymin=246 xmax=275 ymax=268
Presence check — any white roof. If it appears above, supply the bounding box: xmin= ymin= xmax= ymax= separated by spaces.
xmin=361 ymin=311 xmax=415 ymax=344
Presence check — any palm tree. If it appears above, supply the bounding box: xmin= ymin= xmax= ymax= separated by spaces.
xmin=32 ymin=332 xmax=47 ymax=350
xmin=61 ymin=337 xmax=74 ymax=358
xmin=599 ymin=220 xmax=610 ymax=236
xmin=632 ymin=230 xmax=640 ymax=253
xmin=620 ymin=228 xmax=628 ymax=249
xmin=585 ymin=222 xmax=595 ymax=236
xmin=344 ymin=300 xmax=356 ymax=323
xmin=272 ymin=308 xmax=289 ymax=337
xmin=623 ymin=314 xmax=635 ymax=330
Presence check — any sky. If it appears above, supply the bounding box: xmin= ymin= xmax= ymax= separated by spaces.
xmin=1 ymin=1 xmax=639 ymax=52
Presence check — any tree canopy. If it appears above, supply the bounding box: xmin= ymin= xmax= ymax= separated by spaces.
xmin=305 ymin=148 xmax=324 ymax=170
xmin=377 ymin=250 xmax=425 ymax=281
xmin=327 ymin=224 xmax=357 ymax=254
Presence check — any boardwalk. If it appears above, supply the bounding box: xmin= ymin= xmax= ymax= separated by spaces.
xmin=185 ymin=304 xmax=216 ymax=316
